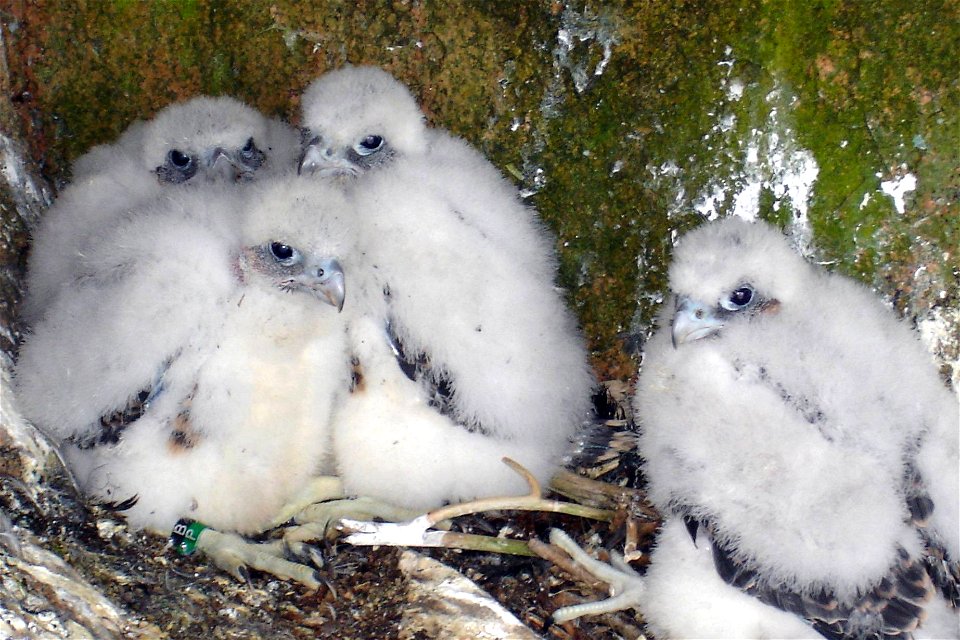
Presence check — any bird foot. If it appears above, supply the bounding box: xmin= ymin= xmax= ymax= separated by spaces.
xmin=542 ymin=528 xmax=646 ymax=623
xmin=281 ymin=496 xmax=423 ymax=555
xmin=189 ymin=526 xmax=324 ymax=590
xmin=268 ymin=476 xmax=423 ymax=556
xmin=170 ymin=491 xmax=422 ymax=589
xmin=269 ymin=475 xmax=348 ymax=528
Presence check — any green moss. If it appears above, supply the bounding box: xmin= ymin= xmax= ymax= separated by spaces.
xmin=761 ymin=0 xmax=960 ymax=316
xmin=5 ymin=0 xmax=957 ymax=379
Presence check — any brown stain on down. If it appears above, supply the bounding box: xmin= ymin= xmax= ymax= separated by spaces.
xmin=759 ymin=299 xmax=782 ymax=316
xmin=168 ymin=393 xmax=197 ymax=452
xmin=351 ymin=357 xmax=366 ymax=393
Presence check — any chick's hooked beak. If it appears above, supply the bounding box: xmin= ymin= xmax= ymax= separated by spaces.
xmin=297 ymin=258 xmax=346 ymax=311
xmin=208 ymin=147 xmax=254 ymax=182
xmin=671 ymin=296 xmax=724 ymax=348
xmin=298 ymin=138 xmax=359 ymax=177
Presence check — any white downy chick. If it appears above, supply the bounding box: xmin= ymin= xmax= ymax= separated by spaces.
xmin=15 ymin=176 xmax=353 ymax=535
xmin=298 ymin=65 xmax=594 ymax=509
xmin=22 ymin=95 xmax=299 ymax=322
xmin=633 ymin=217 xmax=959 ymax=638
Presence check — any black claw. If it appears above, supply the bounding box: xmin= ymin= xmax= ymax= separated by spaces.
xmin=105 ymin=494 xmax=140 ymax=512
xmin=283 ymin=542 xmax=307 ymax=564
xmin=543 ymin=615 xmax=556 ymax=632
xmin=320 ymin=574 xmax=338 ymax=600
xmin=682 ymin=516 xmax=699 ymax=545
xmin=307 ymin=546 xmax=325 ymax=570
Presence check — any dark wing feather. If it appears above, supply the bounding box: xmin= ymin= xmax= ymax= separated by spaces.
xmin=384 ymin=318 xmax=459 ymax=422
xmin=687 ymin=516 xmax=940 ymax=640
xmin=68 ymin=359 xmax=171 ymax=449
xmin=906 ymin=462 xmax=960 ymax=609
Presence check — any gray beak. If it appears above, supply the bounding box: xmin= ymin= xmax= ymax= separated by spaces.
xmin=671 ymin=296 xmax=724 ymax=348
xmin=298 ymin=258 xmax=346 ymax=312
xmin=298 ymin=143 xmax=358 ymax=177
xmin=208 ymin=147 xmax=252 ymax=181
xmin=209 ymin=147 xmax=230 ymax=165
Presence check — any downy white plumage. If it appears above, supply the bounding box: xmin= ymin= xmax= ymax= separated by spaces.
xmin=299 ymin=65 xmax=595 ymax=509
xmin=23 ymin=95 xmax=299 ymax=322
xmin=15 ymin=177 xmax=353 ymax=536
xmin=632 ymin=217 xmax=958 ymax=638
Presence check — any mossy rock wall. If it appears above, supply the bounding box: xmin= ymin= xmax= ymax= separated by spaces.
xmin=3 ymin=0 xmax=958 ymax=382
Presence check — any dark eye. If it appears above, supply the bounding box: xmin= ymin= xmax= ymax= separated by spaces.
xmin=355 ymin=135 xmax=384 ymax=156
xmin=239 ymin=137 xmax=264 ymax=169
xmin=269 ymin=242 xmax=297 ymax=263
xmin=722 ymin=285 xmax=754 ymax=311
xmin=168 ymin=149 xmax=193 ymax=169
xmin=157 ymin=149 xmax=197 ymax=183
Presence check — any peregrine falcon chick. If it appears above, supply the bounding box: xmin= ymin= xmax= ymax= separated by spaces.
xmin=15 ymin=177 xmax=353 ymax=540
xmin=298 ymin=65 xmax=595 ymax=510
xmin=22 ymin=95 xmax=299 ymax=323
xmin=636 ymin=217 xmax=958 ymax=638
xmin=551 ymin=217 xmax=959 ymax=639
